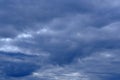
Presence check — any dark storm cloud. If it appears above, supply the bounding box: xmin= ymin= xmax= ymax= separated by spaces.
xmin=0 ymin=0 xmax=120 ymax=38
xmin=0 ymin=0 xmax=120 ymax=61
xmin=0 ymin=0 xmax=120 ymax=80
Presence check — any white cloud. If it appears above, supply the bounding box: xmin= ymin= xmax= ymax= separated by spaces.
xmin=0 ymin=45 xmax=21 ymax=53
xmin=17 ymin=33 xmax=33 ymax=39
xmin=0 ymin=38 xmax=13 ymax=42
xmin=32 ymin=65 xmax=89 ymax=80
xmin=36 ymin=28 xmax=57 ymax=36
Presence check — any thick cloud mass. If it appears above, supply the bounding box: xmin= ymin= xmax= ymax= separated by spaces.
xmin=0 ymin=0 xmax=120 ymax=80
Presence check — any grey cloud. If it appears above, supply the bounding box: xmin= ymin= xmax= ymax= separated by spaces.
xmin=0 ymin=0 xmax=120 ymax=80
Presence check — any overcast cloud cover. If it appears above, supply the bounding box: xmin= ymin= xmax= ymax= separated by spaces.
xmin=0 ymin=0 xmax=120 ymax=80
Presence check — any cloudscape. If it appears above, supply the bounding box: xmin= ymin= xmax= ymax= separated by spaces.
xmin=0 ymin=0 xmax=120 ymax=80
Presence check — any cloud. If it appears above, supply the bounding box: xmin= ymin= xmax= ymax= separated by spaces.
xmin=0 ymin=0 xmax=120 ymax=80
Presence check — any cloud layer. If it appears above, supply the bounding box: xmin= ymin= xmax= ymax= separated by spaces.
xmin=0 ymin=0 xmax=120 ymax=80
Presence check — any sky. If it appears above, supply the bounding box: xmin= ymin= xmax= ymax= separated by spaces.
xmin=0 ymin=0 xmax=120 ymax=80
